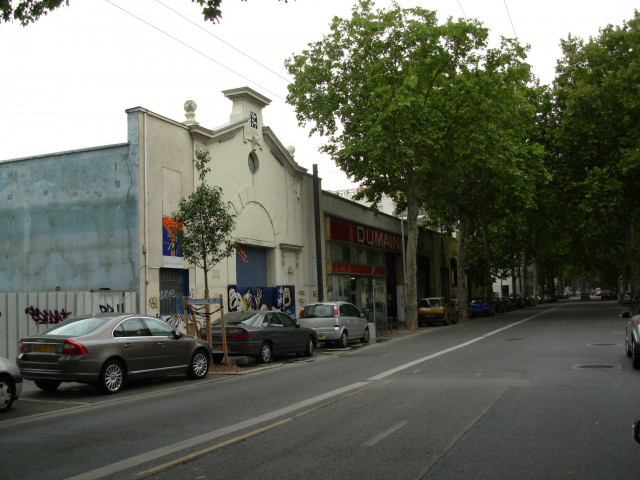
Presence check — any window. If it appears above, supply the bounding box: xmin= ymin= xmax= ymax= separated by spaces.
xmin=269 ymin=314 xmax=283 ymax=327
xmin=117 ymin=318 xmax=149 ymax=337
xmin=144 ymin=318 xmax=176 ymax=337
xmin=279 ymin=313 xmax=296 ymax=328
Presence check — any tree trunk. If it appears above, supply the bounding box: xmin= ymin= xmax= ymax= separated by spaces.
xmin=481 ymin=221 xmax=493 ymax=298
xmin=522 ymin=253 xmax=529 ymax=298
xmin=404 ymin=173 xmax=419 ymax=331
xmin=456 ymin=213 xmax=469 ymax=319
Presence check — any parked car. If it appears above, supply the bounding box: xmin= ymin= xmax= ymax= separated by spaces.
xmin=298 ymin=302 xmax=369 ymax=348
xmin=0 ymin=357 xmax=22 ymax=412
xmin=622 ymin=292 xmax=632 ymax=305
xmin=509 ymin=294 xmax=525 ymax=309
xmin=623 ymin=307 xmax=640 ymax=369
xmin=207 ymin=310 xmax=317 ymax=364
xmin=17 ymin=314 xmax=212 ymax=394
xmin=418 ymin=297 xmax=458 ymax=326
xmin=470 ymin=297 xmax=495 ymax=316
xmin=494 ymin=297 xmax=511 ymax=313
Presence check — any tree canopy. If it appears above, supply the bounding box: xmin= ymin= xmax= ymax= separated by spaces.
xmin=0 ymin=0 xmax=290 ymax=26
xmin=548 ymin=10 xmax=640 ymax=293
xmin=286 ymin=0 xmax=541 ymax=325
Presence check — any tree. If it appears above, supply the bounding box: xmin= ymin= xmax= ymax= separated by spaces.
xmin=286 ymin=0 xmax=520 ymax=329
xmin=170 ymin=147 xmax=236 ymax=352
xmin=1 ymin=0 xmax=290 ymax=26
xmin=551 ymin=11 xmax=640 ymax=295
xmin=285 ymin=0 xmax=494 ymax=329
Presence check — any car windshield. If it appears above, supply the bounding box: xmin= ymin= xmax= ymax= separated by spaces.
xmin=212 ymin=312 xmax=262 ymax=326
xmin=301 ymin=305 xmax=334 ymax=318
xmin=42 ymin=317 xmax=113 ymax=336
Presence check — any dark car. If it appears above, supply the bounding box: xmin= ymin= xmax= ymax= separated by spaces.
xmin=18 ymin=314 xmax=212 ymax=394
xmin=208 ymin=310 xmax=318 ymax=364
xmin=509 ymin=294 xmax=525 ymax=309
xmin=470 ymin=297 xmax=495 ymax=316
xmin=0 ymin=357 xmax=22 ymax=412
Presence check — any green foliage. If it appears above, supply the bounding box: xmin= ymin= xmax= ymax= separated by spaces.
xmin=0 ymin=0 xmax=290 ymax=26
xmin=285 ymin=0 xmax=494 ymax=325
xmin=170 ymin=148 xmax=236 ymax=280
xmin=550 ymin=10 xmax=640 ymax=290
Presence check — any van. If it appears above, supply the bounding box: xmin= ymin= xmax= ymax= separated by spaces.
xmin=298 ymin=302 xmax=370 ymax=348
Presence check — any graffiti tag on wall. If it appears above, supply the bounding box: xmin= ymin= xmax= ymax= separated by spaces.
xmin=25 ymin=306 xmax=72 ymax=325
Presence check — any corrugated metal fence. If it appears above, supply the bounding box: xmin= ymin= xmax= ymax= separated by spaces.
xmin=0 ymin=291 xmax=137 ymax=360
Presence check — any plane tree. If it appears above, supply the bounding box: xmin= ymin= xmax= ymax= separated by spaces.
xmin=285 ymin=0 xmax=492 ymax=328
xmin=550 ymin=11 xmax=640 ymax=294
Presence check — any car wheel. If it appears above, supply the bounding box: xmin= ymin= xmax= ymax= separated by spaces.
xmin=188 ymin=349 xmax=210 ymax=379
xmin=444 ymin=315 xmax=451 ymax=326
xmin=35 ymin=379 xmax=61 ymax=392
xmin=99 ymin=359 xmax=125 ymax=394
xmin=452 ymin=313 xmax=459 ymax=325
xmin=0 ymin=375 xmax=15 ymax=412
xmin=304 ymin=336 xmax=314 ymax=357
xmin=258 ymin=342 xmax=273 ymax=364
xmin=632 ymin=339 xmax=640 ymax=369
xmin=338 ymin=331 xmax=348 ymax=348
xmin=360 ymin=327 xmax=370 ymax=344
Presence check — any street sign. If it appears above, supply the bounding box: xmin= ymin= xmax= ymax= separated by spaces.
xmin=188 ymin=298 xmax=221 ymax=305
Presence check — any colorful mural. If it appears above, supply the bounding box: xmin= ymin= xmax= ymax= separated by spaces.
xmin=227 ymin=285 xmax=296 ymax=318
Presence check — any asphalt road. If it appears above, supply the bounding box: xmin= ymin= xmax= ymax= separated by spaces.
xmin=1 ymin=298 xmax=638 ymax=479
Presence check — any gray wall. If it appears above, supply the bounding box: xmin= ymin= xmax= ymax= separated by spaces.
xmin=0 ymin=143 xmax=140 ymax=293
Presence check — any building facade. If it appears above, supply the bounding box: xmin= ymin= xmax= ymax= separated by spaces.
xmin=0 ymin=87 xmax=456 ymax=358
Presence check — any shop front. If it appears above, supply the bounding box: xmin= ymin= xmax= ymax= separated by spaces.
xmin=325 ymin=216 xmax=404 ymax=325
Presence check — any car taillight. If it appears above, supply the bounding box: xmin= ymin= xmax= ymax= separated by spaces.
xmin=440 ymin=306 xmax=445 ymax=313
xmin=19 ymin=338 xmax=23 ymax=353
xmin=63 ymin=339 xmax=88 ymax=355
xmin=637 ymin=319 xmax=640 ymax=326
xmin=299 ymin=309 xmax=304 ymax=318
xmin=228 ymin=328 xmax=251 ymax=339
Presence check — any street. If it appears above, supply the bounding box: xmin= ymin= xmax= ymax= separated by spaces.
xmin=2 ymin=299 xmax=639 ymax=479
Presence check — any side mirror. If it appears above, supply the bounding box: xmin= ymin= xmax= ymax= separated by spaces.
xmin=173 ymin=330 xmax=183 ymax=339
xmin=634 ymin=416 xmax=640 ymax=444
xmin=621 ymin=312 xmax=631 ymax=319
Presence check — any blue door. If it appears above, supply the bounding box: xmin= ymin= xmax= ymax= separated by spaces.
xmin=236 ymin=246 xmax=267 ymax=286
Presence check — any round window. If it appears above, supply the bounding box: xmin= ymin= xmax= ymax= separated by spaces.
xmin=248 ymin=152 xmax=259 ymax=174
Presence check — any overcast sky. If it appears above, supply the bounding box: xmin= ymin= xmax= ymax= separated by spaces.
xmin=1 ymin=0 xmax=637 ymax=190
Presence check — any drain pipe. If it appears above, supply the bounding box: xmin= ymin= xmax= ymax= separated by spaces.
xmin=313 ymin=165 xmax=324 ymax=302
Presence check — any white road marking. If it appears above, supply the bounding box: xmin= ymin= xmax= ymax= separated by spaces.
xmin=363 ymin=420 xmax=409 ymax=447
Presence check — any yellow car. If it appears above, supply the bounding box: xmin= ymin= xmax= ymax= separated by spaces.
xmin=418 ymin=297 xmax=459 ymax=326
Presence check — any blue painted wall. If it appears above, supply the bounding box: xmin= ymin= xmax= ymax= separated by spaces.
xmin=0 ymin=142 xmax=140 ymax=293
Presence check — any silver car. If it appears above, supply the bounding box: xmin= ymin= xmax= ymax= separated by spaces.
xmin=298 ymin=302 xmax=370 ymax=348
xmin=17 ymin=313 xmax=212 ymax=394
xmin=623 ymin=306 xmax=640 ymax=368
xmin=0 ymin=357 xmax=22 ymax=412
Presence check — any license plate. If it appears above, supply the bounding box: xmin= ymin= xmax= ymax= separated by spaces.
xmin=318 ymin=335 xmax=325 ymax=339
xmin=213 ymin=345 xmax=224 ymax=350
xmin=34 ymin=344 xmax=54 ymax=353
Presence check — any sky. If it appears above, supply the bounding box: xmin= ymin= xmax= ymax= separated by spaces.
xmin=1 ymin=0 xmax=637 ymax=190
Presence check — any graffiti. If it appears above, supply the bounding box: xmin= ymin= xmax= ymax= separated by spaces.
xmin=160 ymin=289 xmax=176 ymax=301
xmin=25 ymin=306 xmax=72 ymax=325
xmin=99 ymin=304 xmax=114 ymax=312
xmin=298 ymin=290 xmax=306 ymax=296
xmin=312 ymin=290 xmax=319 ymax=299
xmin=149 ymin=297 xmax=159 ymax=310
xmin=227 ymin=285 xmax=296 ymax=318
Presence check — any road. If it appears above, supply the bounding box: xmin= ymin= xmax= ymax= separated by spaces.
xmin=1 ymin=298 xmax=639 ymax=479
